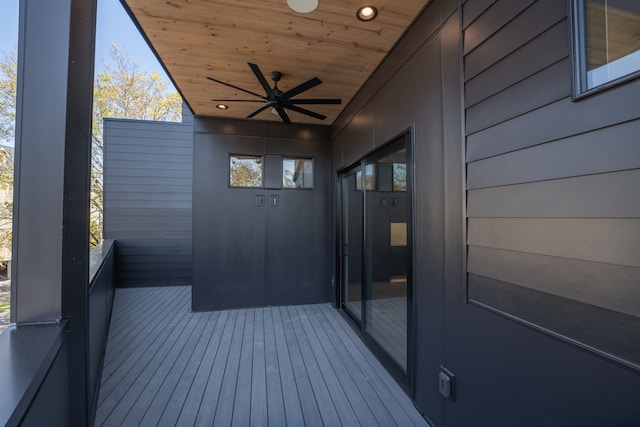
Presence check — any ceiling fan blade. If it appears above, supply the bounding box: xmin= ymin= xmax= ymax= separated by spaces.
xmin=274 ymin=105 xmax=292 ymax=125
xmin=207 ymin=76 xmax=265 ymax=99
xmin=246 ymin=104 xmax=271 ymax=119
xmin=248 ymin=63 xmax=276 ymax=99
xmin=213 ymin=99 xmax=266 ymax=103
xmin=282 ymin=77 xmax=322 ymax=99
xmin=286 ymin=105 xmax=327 ymax=121
xmin=289 ymin=98 xmax=342 ymax=105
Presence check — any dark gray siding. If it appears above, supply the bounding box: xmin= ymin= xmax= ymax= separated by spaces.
xmin=447 ymin=0 xmax=640 ymax=425
xmin=332 ymin=1 xmax=461 ymax=424
xmin=333 ymin=0 xmax=640 ymax=425
xmin=192 ymin=119 xmax=332 ymax=311
xmin=104 ymin=114 xmax=193 ymax=287
xmin=464 ymin=0 xmax=640 ymax=370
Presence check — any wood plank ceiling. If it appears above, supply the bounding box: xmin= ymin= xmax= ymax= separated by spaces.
xmin=121 ymin=0 xmax=428 ymax=125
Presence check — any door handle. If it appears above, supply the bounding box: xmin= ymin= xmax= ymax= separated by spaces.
xmin=338 ymin=243 xmax=348 ymax=257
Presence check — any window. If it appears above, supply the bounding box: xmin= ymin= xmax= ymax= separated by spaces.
xmin=229 ymin=155 xmax=263 ymax=187
xmin=571 ymin=0 xmax=640 ymax=95
xmin=282 ymin=158 xmax=313 ymax=189
xmin=392 ymin=162 xmax=407 ymax=192
xmin=364 ymin=164 xmax=376 ymax=190
xmin=358 ymin=149 xmax=407 ymax=192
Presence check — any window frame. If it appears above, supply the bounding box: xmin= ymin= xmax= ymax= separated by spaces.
xmin=570 ymin=0 xmax=640 ymax=99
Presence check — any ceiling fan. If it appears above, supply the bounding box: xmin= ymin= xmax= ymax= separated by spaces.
xmin=207 ymin=62 xmax=341 ymax=125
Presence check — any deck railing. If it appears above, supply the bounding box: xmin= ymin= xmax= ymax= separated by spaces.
xmin=0 ymin=240 xmax=115 ymax=426
xmin=88 ymin=240 xmax=116 ymax=423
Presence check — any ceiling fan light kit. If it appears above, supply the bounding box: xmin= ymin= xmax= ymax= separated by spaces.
xmin=287 ymin=0 xmax=318 ymax=14
xmin=208 ymin=62 xmax=341 ymax=125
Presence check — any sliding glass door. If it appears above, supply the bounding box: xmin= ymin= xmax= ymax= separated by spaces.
xmin=365 ymin=142 xmax=410 ymax=372
xmin=341 ymin=167 xmax=363 ymax=322
xmin=339 ymin=134 xmax=412 ymax=377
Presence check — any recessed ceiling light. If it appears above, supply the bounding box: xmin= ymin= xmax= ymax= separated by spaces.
xmin=287 ymin=0 xmax=318 ymax=14
xmin=216 ymin=104 xmax=229 ymax=110
xmin=356 ymin=5 xmax=378 ymax=21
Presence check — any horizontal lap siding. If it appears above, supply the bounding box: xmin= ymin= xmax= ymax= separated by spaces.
xmin=104 ymin=118 xmax=193 ymax=287
xmin=464 ymin=0 xmax=640 ymax=367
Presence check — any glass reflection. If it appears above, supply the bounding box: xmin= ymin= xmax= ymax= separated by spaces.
xmin=283 ymin=158 xmax=313 ymax=189
xmin=229 ymin=155 xmax=262 ymax=187
xmin=365 ymin=147 xmax=408 ymax=371
xmin=585 ymin=0 xmax=640 ymax=88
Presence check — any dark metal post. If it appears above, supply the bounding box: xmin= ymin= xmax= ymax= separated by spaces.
xmin=63 ymin=0 xmax=97 ymax=424
xmin=13 ymin=0 xmax=96 ymax=424
xmin=13 ymin=0 xmax=72 ymax=322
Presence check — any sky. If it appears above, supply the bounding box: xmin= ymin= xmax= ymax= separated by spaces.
xmin=0 ymin=0 xmax=171 ymax=81
xmin=0 ymin=0 xmax=174 ymax=146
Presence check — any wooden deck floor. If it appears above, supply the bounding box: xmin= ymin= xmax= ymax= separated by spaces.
xmin=95 ymin=286 xmax=429 ymax=426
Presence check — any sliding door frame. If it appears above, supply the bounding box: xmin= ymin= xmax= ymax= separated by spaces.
xmin=336 ymin=130 xmax=416 ymax=395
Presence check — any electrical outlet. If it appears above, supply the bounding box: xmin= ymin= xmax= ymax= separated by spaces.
xmin=439 ymin=367 xmax=455 ymax=400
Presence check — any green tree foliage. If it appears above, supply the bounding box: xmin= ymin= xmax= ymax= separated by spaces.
xmin=0 ymin=51 xmax=16 ymax=259
xmin=230 ymin=156 xmax=263 ymax=187
xmin=90 ymin=44 xmax=182 ymax=246
xmin=0 ymin=44 xmax=182 ymax=249
xmin=0 ymin=51 xmax=16 ymax=144
xmin=0 ymin=147 xmax=13 ymax=255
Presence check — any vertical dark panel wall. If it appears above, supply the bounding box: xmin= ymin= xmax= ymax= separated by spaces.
xmin=103 ymin=106 xmax=194 ymax=287
xmin=192 ymin=118 xmax=331 ymax=311
xmin=331 ymin=1 xmax=461 ymax=425
xmin=17 ymin=338 xmax=70 ymax=427
xmin=442 ymin=0 xmax=640 ymax=426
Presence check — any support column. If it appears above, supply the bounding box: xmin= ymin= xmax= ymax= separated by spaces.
xmin=13 ymin=0 xmax=71 ymax=322
xmin=63 ymin=1 xmax=97 ymax=424
xmin=13 ymin=0 xmax=96 ymax=424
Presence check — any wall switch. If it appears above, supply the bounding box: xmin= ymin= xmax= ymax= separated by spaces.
xmin=439 ymin=367 xmax=455 ymax=400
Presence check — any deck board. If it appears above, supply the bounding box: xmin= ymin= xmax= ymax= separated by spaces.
xmin=140 ymin=311 xmax=216 ymax=426
xmin=95 ymin=287 xmax=429 ymax=426
xmin=250 ymin=308 xmax=268 ymax=427
xmin=294 ymin=305 xmax=360 ymax=426
xmin=104 ymin=286 xmax=173 ymax=355
xmin=178 ymin=309 xmax=233 ymax=426
xmin=302 ymin=305 xmax=379 ymax=427
xmin=263 ymin=308 xmax=286 ymax=427
xmin=98 ymin=293 xmax=193 ymax=425
xmin=280 ymin=306 xmax=324 ymax=427
xmin=232 ymin=308 xmax=254 ymax=427
xmin=322 ymin=304 xmax=426 ymax=427
xmin=271 ymin=305 xmax=305 ymax=427
xmin=161 ymin=310 xmax=225 ymax=426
